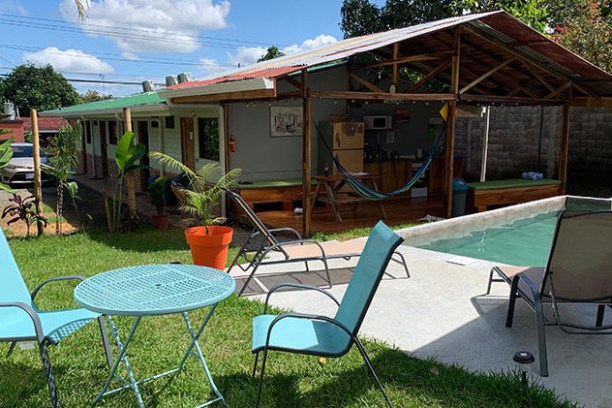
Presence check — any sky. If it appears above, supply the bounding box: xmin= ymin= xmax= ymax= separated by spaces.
xmin=0 ymin=0 xmax=386 ymax=97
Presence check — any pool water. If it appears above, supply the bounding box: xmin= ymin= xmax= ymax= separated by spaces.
xmin=420 ymin=211 xmax=559 ymax=266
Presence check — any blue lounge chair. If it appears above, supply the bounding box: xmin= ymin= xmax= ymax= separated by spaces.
xmin=251 ymin=221 xmax=403 ymax=407
xmin=0 ymin=228 xmax=112 ymax=408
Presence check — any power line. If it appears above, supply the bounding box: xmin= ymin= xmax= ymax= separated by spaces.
xmin=0 ymin=72 xmax=162 ymax=86
xmin=0 ymin=14 xmax=286 ymax=50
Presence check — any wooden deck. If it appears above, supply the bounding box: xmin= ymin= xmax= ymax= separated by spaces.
xmin=252 ymin=195 xmax=445 ymax=235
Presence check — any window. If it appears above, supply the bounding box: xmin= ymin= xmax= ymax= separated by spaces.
xmin=151 ymin=120 xmax=159 ymax=128
xmin=85 ymin=121 xmax=92 ymax=144
xmin=165 ymin=116 xmax=175 ymax=129
xmin=108 ymin=121 xmax=118 ymax=145
xmin=198 ymin=118 xmax=220 ymax=161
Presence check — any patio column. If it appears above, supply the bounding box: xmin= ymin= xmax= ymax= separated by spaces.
xmin=31 ymin=108 xmax=45 ymax=236
xmin=558 ymin=103 xmax=571 ymax=194
xmin=445 ymin=28 xmax=461 ymax=218
xmin=301 ymin=68 xmax=312 ymax=237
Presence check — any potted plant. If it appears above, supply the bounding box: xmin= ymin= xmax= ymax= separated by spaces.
xmin=148 ymin=176 xmax=169 ymax=230
xmin=149 ymin=151 xmax=241 ymax=270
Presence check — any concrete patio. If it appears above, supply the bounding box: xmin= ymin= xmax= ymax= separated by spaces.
xmin=231 ymin=243 xmax=612 ymax=408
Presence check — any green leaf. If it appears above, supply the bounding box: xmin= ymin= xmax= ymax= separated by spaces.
xmin=0 ymin=137 xmax=14 ymax=169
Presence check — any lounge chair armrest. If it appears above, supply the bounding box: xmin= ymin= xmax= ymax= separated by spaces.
xmin=268 ymin=227 xmax=303 ymax=240
xmin=0 ymin=302 xmax=45 ymax=342
xmin=30 ymin=275 xmax=87 ymax=302
xmin=262 ymin=239 xmax=326 ymax=258
xmin=265 ymin=312 xmax=355 ymax=347
xmin=263 ymin=283 xmax=340 ymax=313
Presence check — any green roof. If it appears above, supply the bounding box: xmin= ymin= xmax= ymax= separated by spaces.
xmin=43 ymin=92 xmax=166 ymax=115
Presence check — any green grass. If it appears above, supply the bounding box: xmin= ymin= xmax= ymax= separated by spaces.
xmin=1 ymin=227 xmax=577 ymax=407
xmin=313 ymin=222 xmax=417 ymax=242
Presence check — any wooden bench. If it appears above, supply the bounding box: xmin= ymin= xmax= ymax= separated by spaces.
xmin=235 ymin=179 xmax=308 ymax=212
xmin=466 ymin=179 xmax=562 ymax=213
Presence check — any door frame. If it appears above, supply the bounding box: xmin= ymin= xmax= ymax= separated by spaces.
xmin=180 ymin=117 xmax=196 ymax=171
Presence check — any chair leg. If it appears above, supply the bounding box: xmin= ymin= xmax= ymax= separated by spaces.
xmin=6 ymin=341 xmax=16 ymax=356
xmin=39 ymin=340 xmax=61 ymax=408
xmin=252 ymin=352 xmax=260 ymax=378
xmin=255 ymin=347 xmax=270 ymax=408
xmin=392 ymin=252 xmax=410 ymax=278
xmin=353 ymin=338 xmax=393 ymax=408
xmin=304 ymin=261 xmax=310 ymax=272
xmin=238 ymin=262 xmax=262 ymax=296
xmin=97 ymin=316 xmax=113 ymax=367
xmin=322 ymin=258 xmax=332 ymax=288
xmin=506 ymin=276 xmax=519 ymax=327
xmin=486 ymin=268 xmax=495 ymax=295
xmin=533 ymin=296 xmax=549 ymax=377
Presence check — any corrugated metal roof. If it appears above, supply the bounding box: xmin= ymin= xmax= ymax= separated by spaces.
xmin=42 ymin=92 xmax=165 ymax=116
xmin=162 ymin=10 xmax=611 ymax=97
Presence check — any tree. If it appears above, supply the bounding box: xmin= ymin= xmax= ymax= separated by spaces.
xmin=449 ymin=0 xmax=548 ymax=32
xmin=42 ymin=122 xmax=81 ymax=235
xmin=0 ymin=65 xmax=80 ymax=116
xmin=79 ymin=90 xmax=112 ymax=104
xmin=340 ymin=0 xmax=384 ymax=38
xmin=258 ymin=46 xmax=285 ymax=62
xmin=548 ymin=0 xmax=612 ymax=73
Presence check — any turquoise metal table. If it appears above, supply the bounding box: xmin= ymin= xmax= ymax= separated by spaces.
xmin=74 ymin=264 xmax=235 ymax=408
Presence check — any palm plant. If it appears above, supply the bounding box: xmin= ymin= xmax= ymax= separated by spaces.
xmin=2 ymin=193 xmax=48 ymax=237
xmin=149 ymin=152 xmax=241 ymax=232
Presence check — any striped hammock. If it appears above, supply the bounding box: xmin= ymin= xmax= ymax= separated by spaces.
xmin=316 ymin=121 xmax=446 ymax=201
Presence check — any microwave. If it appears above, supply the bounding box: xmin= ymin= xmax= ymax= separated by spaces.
xmin=363 ymin=115 xmax=392 ymax=130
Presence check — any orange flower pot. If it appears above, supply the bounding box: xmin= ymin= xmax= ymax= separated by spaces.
xmin=185 ymin=225 xmax=233 ymax=270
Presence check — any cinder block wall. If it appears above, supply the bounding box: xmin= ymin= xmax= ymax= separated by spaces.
xmin=454 ymin=106 xmax=612 ymax=183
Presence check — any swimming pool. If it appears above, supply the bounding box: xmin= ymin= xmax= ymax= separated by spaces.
xmin=419 ymin=211 xmax=558 ymax=266
xmin=397 ymin=195 xmax=612 ymax=267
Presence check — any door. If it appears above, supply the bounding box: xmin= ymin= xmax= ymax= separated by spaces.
xmin=137 ymin=121 xmax=150 ymax=191
xmin=180 ymin=117 xmax=196 ymax=170
xmin=99 ymin=122 xmax=109 ymax=177
xmin=333 ymin=122 xmax=364 ymax=150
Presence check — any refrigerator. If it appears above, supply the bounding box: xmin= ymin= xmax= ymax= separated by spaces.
xmin=318 ymin=122 xmax=364 ymax=175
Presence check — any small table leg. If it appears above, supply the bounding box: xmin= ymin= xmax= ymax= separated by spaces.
xmin=94 ymin=315 xmax=146 ymax=407
xmin=179 ymin=307 xmax=227 ymax=407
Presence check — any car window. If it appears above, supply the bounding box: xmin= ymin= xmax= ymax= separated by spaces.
xmin=11 ymin=145 xmax=45 ymax=158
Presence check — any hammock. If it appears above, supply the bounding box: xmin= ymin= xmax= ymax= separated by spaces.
xmin=314 ymin=121 xmax=446 ymax=201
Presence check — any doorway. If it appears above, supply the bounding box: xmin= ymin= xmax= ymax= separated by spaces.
xmin=138 ymin=121 xmax=150 ymax=191
xmin=180 ymin=117 xmax=196 ymax=170
xmin=99 ymin=122 xmax=109 ymax=177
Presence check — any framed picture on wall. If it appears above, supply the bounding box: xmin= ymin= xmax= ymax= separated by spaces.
xmin=270 ymin=106 xmax=302 ymax=137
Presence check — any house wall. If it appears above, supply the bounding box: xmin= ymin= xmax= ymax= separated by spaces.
xmin=227 ymin=67 xmax=347 ymax=181
xmin=0 ymin=121 xmax=25 ymax=142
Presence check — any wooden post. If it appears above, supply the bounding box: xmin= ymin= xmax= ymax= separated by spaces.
xmin=301 ymin=68 xmax=312 ymax=237
xmin=31 ymin=109 xmax=45 ymax=235
xmin=392 ymin=43 xmax=399 ymax=87
xmin=445 ymin=28 xmax=461 ymax=218
xmin=559 ymin=103 xmax=571 ymax=194
xmin=222 ymin=102 xmax=230 ymax=174
xmin=123 ymin=107 xmax=136 ymax=215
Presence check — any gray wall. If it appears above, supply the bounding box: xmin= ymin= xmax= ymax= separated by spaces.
xmin=454 ymin=106 xmax=612 ymax=184
xmin=227 ymin=66 xmax=347 ymax=181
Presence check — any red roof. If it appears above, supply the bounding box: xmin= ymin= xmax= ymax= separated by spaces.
xmin=165 ymin=66 xmax=304 ymax=90
xmin=22 ymin=117 xmax=67 ymax=131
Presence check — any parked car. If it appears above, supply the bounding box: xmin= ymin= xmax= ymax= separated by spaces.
xmin=0 ymin=143 xmax=53 ymax=185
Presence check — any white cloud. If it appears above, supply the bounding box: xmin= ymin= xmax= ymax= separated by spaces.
xmin=226 ymin=34 xmax=338 ymax=68
xmin=196 ymin=57 xmax=232 ymax=79
xmin=0 ymin=1 xmax=28 ymax=15
xmin=60 ymin=0 xmax=231 ymax=54
xmin=23 ymin=47 xmax=114 ymax=74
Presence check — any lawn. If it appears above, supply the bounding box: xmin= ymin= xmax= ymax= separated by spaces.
xmin=2 ymin=226 xmax=576 ymax=407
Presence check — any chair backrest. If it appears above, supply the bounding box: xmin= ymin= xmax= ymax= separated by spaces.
xmin=0 ymin=228 xmax=32 ymax=304
xmin=335 ymin=221 xmax=403 ymax=335
xmin=542 ymin=211 xmax=612 ymax=302
xmin=225 ymin=189 xmax=281 ymax=248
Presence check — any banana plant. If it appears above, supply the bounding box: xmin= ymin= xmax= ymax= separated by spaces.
xmin=0 ymin=138 xmax=14 ymax=192
xmin=108 ymin=131 xmax=145 ymax=233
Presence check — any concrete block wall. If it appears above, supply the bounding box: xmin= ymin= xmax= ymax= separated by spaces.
xmin=567 ymin=107 xmax=612 ymax=183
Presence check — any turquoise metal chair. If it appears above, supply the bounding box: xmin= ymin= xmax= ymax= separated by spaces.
xmin=0 ymin=228 xmax=112 ymax=408
xmin=251 ymin=221 xmax=403 ymax=407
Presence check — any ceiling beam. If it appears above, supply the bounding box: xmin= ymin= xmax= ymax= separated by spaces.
xmin=402 ymin=61 xmax=452 ymax=93
xmin=459 ymin=58 xmax=515 ymax=94
xmin=348 ymin=70 xmax=385 ymax=93
xmin=310 ymin=89 xmax=455 ymax=101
